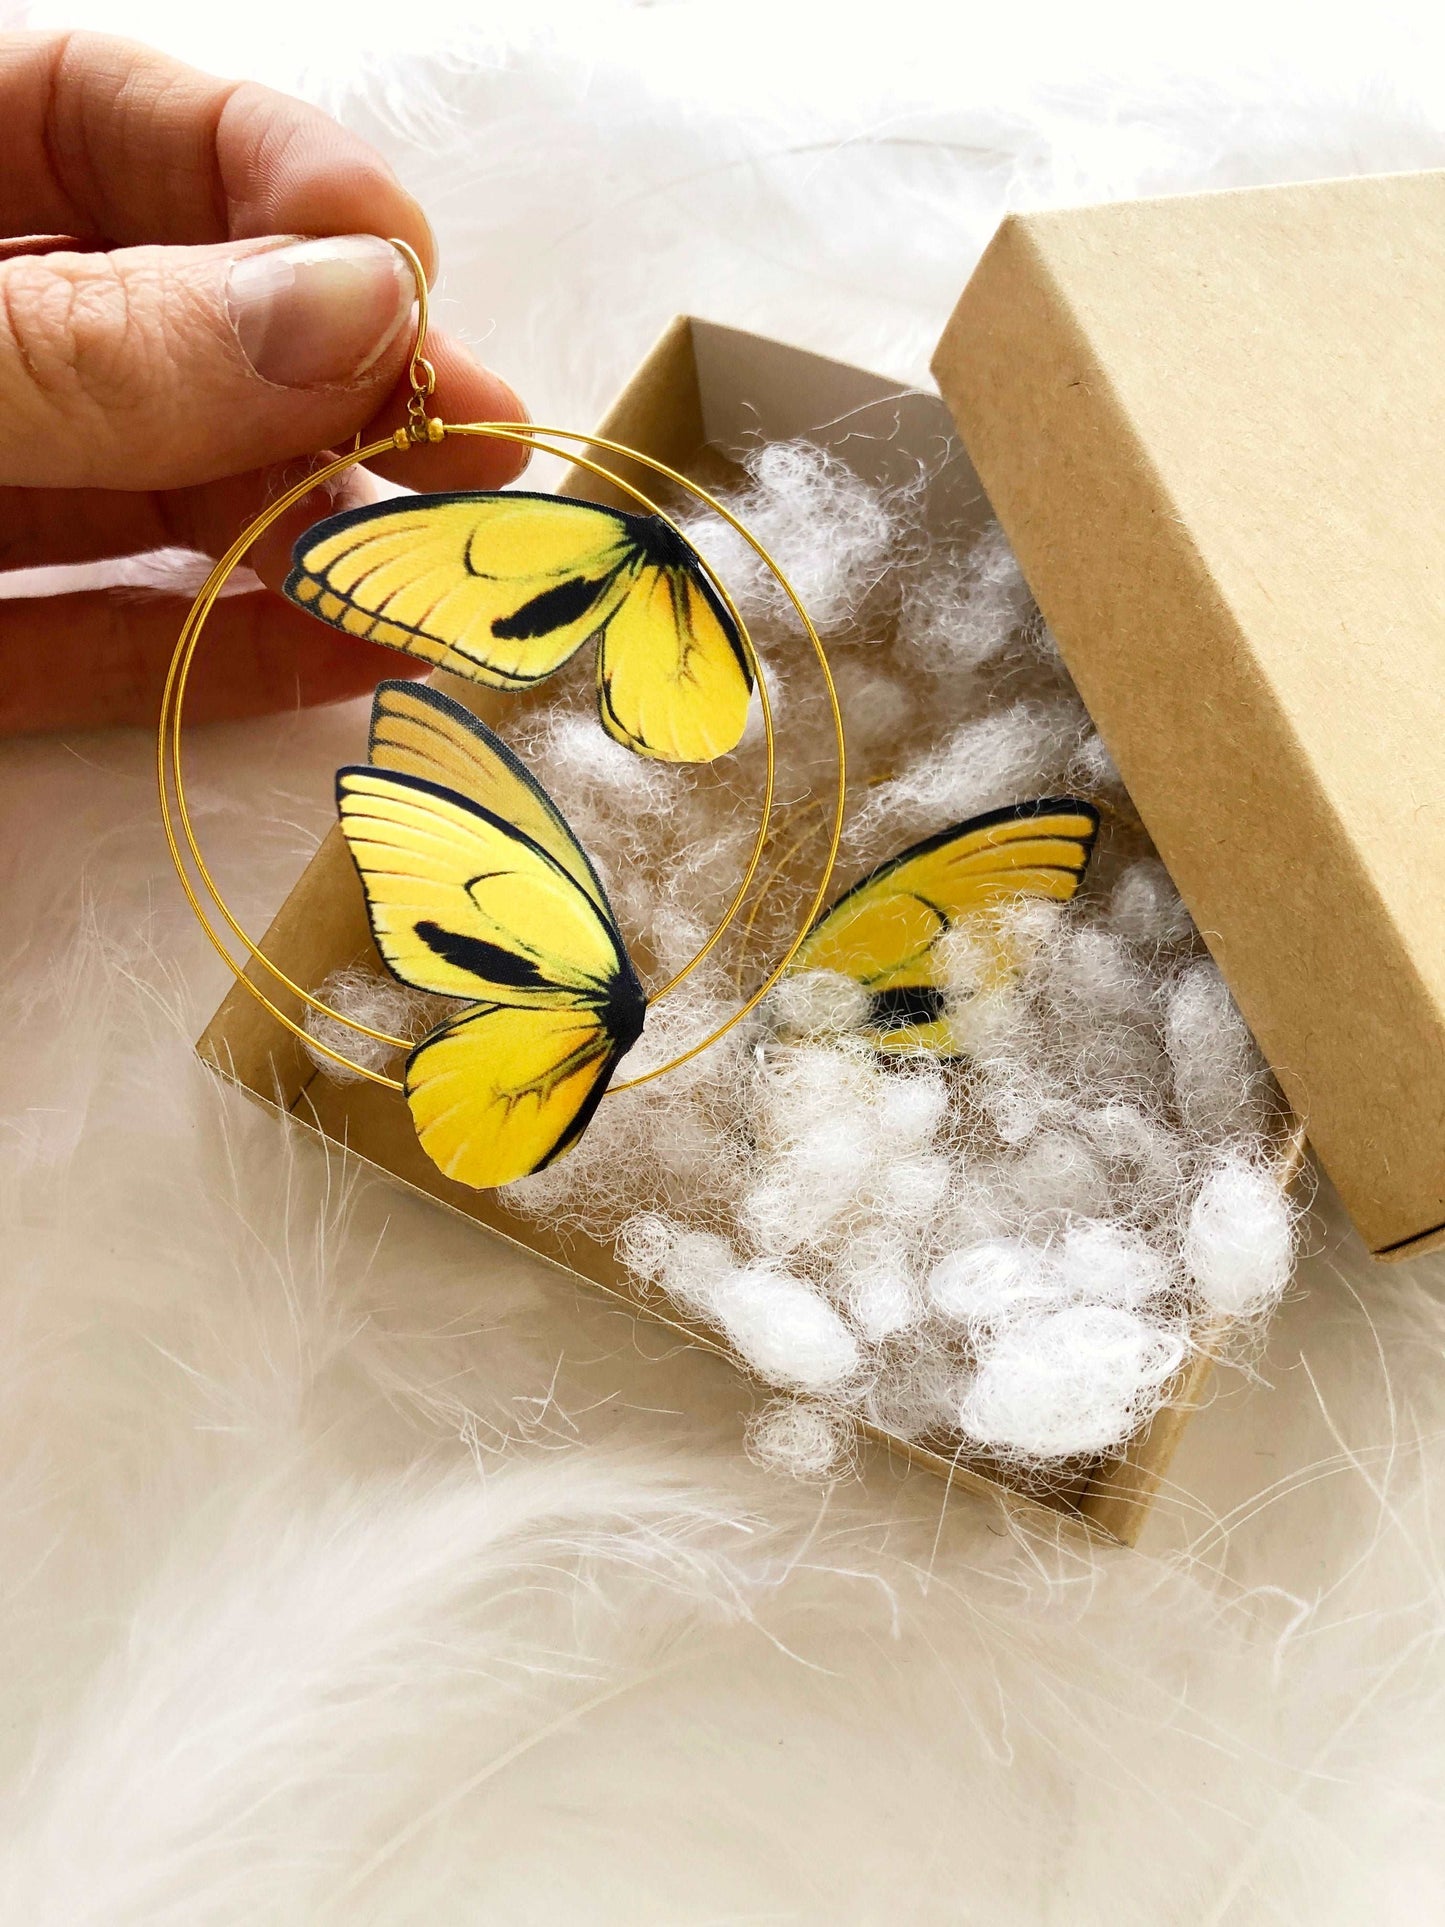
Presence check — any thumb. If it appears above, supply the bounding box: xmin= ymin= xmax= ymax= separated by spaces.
xmin=0 ymin=234 xmax=422 ymax=490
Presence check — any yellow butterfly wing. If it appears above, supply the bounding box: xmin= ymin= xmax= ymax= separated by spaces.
xmin=793 ymin=800 xmax=1100 ymax=1055
xmin=288 ymin=490 xmax=752 ymax=765
xmin=405 ymin=1001 xmax=625 ymax=1187
xmin=595 ymin=557 xmax=753 ymax=763
xmin=336 ymin=765 xmax=634 ymax=1009
xmin=286 ymin=492 xmax=638 ymax=689
xmin=366 ymin=680 xmax=611 ymax=917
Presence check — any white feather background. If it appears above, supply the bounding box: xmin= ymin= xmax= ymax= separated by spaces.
xmin=4 ymin=2 xmax=1445 ymax=1918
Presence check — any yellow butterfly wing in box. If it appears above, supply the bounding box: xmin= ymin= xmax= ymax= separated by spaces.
xmin=366 ymin=679 xmax=611 ymax=916
xmin=287 ymin=493 xmax=753 ymax=763
xmin=404 ymin=1001 xmax=623 ymax=1188
xmin=289 ymin=493 xmax=636 ymax=688
xmin=596 ymin=553 xmax=753 ymax=763
xmin=794 ymin=800 xmax=1100 ymax=1054
xmin=336 ymin=686 xmax=646 ymax=1186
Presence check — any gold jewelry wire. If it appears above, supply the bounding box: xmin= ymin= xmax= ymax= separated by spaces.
xmin=159 ymin=253 xmax=846 ymax=1099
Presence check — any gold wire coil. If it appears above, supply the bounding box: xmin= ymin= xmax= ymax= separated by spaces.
xmin=158 ymin=244 xmax=846 ymax=1102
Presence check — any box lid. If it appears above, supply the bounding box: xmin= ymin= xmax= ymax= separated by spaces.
xmin=931 ymin=170 xmax=1445 ymax=1260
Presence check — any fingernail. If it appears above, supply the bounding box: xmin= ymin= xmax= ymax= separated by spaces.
xmin=227 ymin=235 xmax=412 ymax=388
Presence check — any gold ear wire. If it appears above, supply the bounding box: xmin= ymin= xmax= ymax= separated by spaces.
xmin=387 ymin=237 xmax=444 ymax=445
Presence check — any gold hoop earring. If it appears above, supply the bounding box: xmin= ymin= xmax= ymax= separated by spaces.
xmin=159 ymin=240 xmax=847 ymax=1110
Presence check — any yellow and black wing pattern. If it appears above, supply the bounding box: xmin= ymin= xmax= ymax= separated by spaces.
xmin=792 ymin=799 xmax=1100 ymax=1056
xmin=287 ymin=491 xmax=752 ymax=764
xmin=336 ymin=681 xmax=645 ymax=1188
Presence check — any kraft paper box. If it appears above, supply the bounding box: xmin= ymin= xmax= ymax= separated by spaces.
xmin=933 ymin=168 xmax=1445 ymax=1260
xmin=200 ymin=315 xmax=1214 ymax=1546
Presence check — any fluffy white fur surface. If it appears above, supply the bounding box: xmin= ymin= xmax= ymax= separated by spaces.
xmin=5 ymin=3 xmax=1445 ymax=1919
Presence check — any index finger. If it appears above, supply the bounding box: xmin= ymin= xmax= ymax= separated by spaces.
xmin=0 ymin=31 xmax=436 ymax=272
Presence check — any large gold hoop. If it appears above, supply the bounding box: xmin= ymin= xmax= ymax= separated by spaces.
xmin=159 ymin=251 xmax=846 ymax=1098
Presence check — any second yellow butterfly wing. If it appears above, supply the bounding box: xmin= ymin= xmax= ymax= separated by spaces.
xmin=366 ymin=680 xmax=612 ymax=917
xmin=792 ymin=800 xmax=1100 ymax=1055
xmin=336 ymin=765 xmax=632 ymax=1008
xmin=595 ymin=557 xmax=753 ymax=763
xmin=286 ymin=492 xmax=639 ymax=688
xmin=405 ymin=1001 xmax=627 ymax=1188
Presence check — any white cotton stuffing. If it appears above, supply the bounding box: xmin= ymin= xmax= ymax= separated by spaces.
xmin=831 ymin=1227 xmax=923 ymax=1335
xmin=896 ymin=519 xmax=1036 ymax=675
xmin=677 ymin=440 xmax=897 ymax=634
xmin=657 ymin=1231 xmax=742 ymax=1321
xmin=1051 ymin=1220 xmax=1175 ymax=1309
xmin=710 ymin=1264 xmax=862 ymax=1393
xmin=744 ymin=1399 xmax=854 ymax=1482
xmin=1110 ymin=858 xmax=1195 ymax=946
xmin=959 ymin=1306 xmax=1189 ymax=1459
xmin=764 ymin=969 xmax=870 ymax=1040
xmin=311 ymin=444 xmax=1300 ymax=1482
xmin=1008 ymin=1130 xmax=1111 ymax=1222
xmin=872 ymin=1066 xmax=949 ymax=1148
xmin=929 ymin=1238 xmax=1064 ymax=1327
xmin=1165 ymin=959 xmax=1267 ymax=1138
xmin=1184 ymin=1156 xmax=1297 ymax=1316
xmin=847 ymin=697 xmax=1091 ymax=852
xmin=302 ymin=966 xmax=445 ymax=1082
xmin=1067 ymin=730 xmax=1123 ymax=793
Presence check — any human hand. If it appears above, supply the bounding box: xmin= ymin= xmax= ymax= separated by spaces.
xmin=0 ymin=31 xmax=530 ymax=735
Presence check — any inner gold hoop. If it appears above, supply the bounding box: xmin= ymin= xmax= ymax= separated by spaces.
xmin=159 ymin=425 xmax=847 ymax=1098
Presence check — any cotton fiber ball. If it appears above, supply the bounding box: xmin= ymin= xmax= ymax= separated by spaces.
xmin=534 ymin=709 xmax=669 ymax=805
xmin=932 ymin=1167 xmax=1012 ymax=1248
xmin=649 ymin=903 xmax=711 ymax=975
xmin=851 ymin=699 xmax=1086 ymax=847
xmin=1185 ymin=1158 xmax=1295 ymax=1315
xmin=872 ymin=1068 xmax=948 ymax=1150
xmin=1079 ymin=1101 xmax=1175 ymax=1170
xmin=874 ymin=1153 xmax=951 ymax=1228
xmin=832 ymin=656 xmax=913 ymax=751
xmin=959 ymin=1305 xmax=1188 ymax=1458
xmin=1078 ymin=1103 xmax=1184 ymax=1210
xmin=866 ymin=1352 xmax=969 ymax=1443
xmin=303 ymin=966 xmax=433 ymax=1082
xmin=833 ymin=1232 xmax=921 ymax=1340
xmin=657 ymin=1230 xmax=740 ymax=1320
xmin=710 ymin=1264 xmax=861 ymax=1392
xmin=791 ymin=1110 xmax=886 ymax=1192
xmin=745 ymin=1056 xmax=883 ymax=1245
xmin=755 ymin=1042 xmax=879 ymax=1145
xmin=745 ymin=1400 xmax=852 ymax=1481
xmin=897 ymin=521 xmax=1034 ymax=674
xmin=721 ymin=441 xmax=897 ymax=630
xmin=1052 ymin=1220 xmax=1174 ymax=1309
xmin=616 ymin=1211 xmax=678 ymax=1283
xmin=765 ymin=969 xmax=870 ymax=1039
xmin=1165 ymin=963 xmax=1263 ymax=1136
xmin=738 ymin=1176 xmax=810 ymax=1256
xmin=945 ymin=983 xmax=1022 ymax=1056
xmin=1068 ymin=732 xmax=1122 ymax=791
xmin=653 ymin=1111 xmax=717 ymax=1184
xmin=1109 ymin=860 xmax=1194 ymax=946
xmin=1008 ymin=1130 xmax=1109 ymax=1219
xmin=933 ymin=922 xmax=1003 ymax=1000
xmin=975 ymin=1060 xmax=1058 ymax=1146
xmin=844 ymin=1270 xmax=920 ymax=1342
xmin=996 ymin=894 xmax=1065 ymax=971
xmin=928 ymin=1238 xmax=1062 ymax=1326
xmin=1049 ymin=929 xmax=1147 ymax=1020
